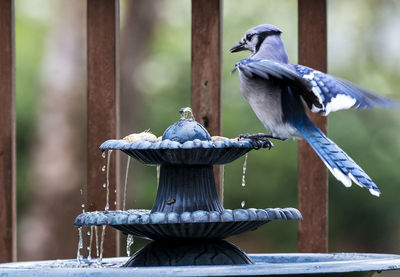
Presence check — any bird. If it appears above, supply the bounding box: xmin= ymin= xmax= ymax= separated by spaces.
xmin=230 ymin=24 xmax=397 ymax=197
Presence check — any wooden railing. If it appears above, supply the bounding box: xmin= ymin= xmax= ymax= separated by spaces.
xmin=0 ymin=0 xmax=327 ymax=261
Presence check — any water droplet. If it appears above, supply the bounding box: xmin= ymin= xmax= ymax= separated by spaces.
xmin=114 ymin=189 xmax=117 ymax=193
xmin=126 ymin=234 xmax=134 ymax=256
xmin=80 ymin=189 xmax=83 ymax=195
xmin=101 ymin=165 xmax=106 ymax=172
xmin=102 ymin=183 xmax=106 ymax=188
xmin=87 ymin=246 xmax=91 ymax=251
xmin=102 ymin=152 xmax=106 ymax=158
xmin=87 ymin=231 xmax=91 ymax=236
xmin=241 ymin=200 xmax=246 ymax=208
xmin=105 ymin=203 xmax=109 ymax=211
xmin=81 ymin=204 xmax=85 ymax=208
xmin=114 ymin=201 xmax=117 ymax=206
xmin=241 ymin=154 xmax=248 ymax=187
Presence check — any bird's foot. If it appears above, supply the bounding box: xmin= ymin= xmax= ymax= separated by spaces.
xmin=238 ymin=133 xmax=279 ymax=149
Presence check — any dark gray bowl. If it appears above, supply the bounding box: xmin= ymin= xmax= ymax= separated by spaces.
xmin=1 ymin=253 xmax=400 ymax=276
xmin=74 ymin=208 xmax=301 ymax=240
xmin=99 ymin=138 xmax=270 ymax=165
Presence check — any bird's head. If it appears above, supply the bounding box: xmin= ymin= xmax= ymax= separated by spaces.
xmin=230 ymin=24 xmax=283 ymax=55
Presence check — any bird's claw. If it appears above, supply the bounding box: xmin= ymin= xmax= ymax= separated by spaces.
xmin=238 ymin=133 xmax=274 ymax=150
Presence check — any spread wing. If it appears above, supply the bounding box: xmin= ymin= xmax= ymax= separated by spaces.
xmin=235 ymin=59 xmax=397 ymax=115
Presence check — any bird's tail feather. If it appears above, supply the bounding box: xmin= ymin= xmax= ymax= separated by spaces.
xmin=295 ymin=119 xmax=381 ymax=197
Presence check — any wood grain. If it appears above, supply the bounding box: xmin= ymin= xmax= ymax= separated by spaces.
xmin=298 ymin=0 xmax=328 ymax=253
xmin=87 ymin=0 xmax=120 ymax=257
xmin=191 ymin=0 xmax=223 ymax=198
xmin=0 ymin=0 xmax=16 ymax=262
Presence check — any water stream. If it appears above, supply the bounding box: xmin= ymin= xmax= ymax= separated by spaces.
xmin=241 ymin=153 xmax=248 ymax=187
xmin=156 ymin=166 xmax=160 ymax=187
xmin=95 ymin=226 xmax=99 ymax=258
xmin=87 ymin=226 xmax=94 ymax=260
xmin=123 ymin=157 xmax=131 ymax=211
xmin=126 ymin=235 xmax=134 ymax=257
xmin=98 ymin=225 xmax=107 ymax=265
xmin=241 ymin=153 xmax=248 ymax=208
xmin=105 ymin=150 xmax=113 ymax=211
xmin=76 ymin=227 xmax=83 ymax=264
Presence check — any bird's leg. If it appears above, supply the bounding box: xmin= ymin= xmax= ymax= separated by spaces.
xmin=238 ymin=133 xmax=280 ymax=150
xmin=238 ymin=133 xmax=287 ymax=141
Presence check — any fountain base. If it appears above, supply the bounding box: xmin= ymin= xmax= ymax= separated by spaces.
xmin=125 ymin=239 xmax=253 ymax=267
xmin=1 ymin=253 xmax=400 ymax=276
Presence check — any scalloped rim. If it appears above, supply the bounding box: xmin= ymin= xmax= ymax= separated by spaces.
xmin=99 ymin=138 xmax=268 ymax=152
xmin=74 ymin=208 xmax=302 ymax=227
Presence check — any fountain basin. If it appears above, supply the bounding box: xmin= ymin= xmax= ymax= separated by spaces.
xmin=100 ymin=138 xmax=268 ymax=165
xmin=74 ymin=208 xmax=301 ymax=239
xmin=1 ymin=253 xmax=400 ymax=276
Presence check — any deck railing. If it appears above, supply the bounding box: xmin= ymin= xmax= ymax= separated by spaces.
xmin=0 ymin=0 xmax=327 ymax=261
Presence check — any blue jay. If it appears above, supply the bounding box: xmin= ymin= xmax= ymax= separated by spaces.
xmin=231 ymin=24 xmax=397 ymax=197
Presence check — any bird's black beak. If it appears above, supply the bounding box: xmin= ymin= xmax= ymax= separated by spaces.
xmin=230 ymin=41 xmax=246 ymax=53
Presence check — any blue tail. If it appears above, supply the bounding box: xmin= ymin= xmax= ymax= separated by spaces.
xmin=294 ymin=118 xmax=381 ymax=197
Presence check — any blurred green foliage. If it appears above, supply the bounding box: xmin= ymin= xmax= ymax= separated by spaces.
xmin=15 ymin=0 xmax=400 ymax=256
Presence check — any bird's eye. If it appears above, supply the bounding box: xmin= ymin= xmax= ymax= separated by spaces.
xmin=246 ymin=34 xmax=253 ymax=41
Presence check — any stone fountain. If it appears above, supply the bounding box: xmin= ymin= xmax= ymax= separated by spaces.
xmin=75 ymin=107 xmax=301 ymax=267
xmin=1 ymin=107 xmax=400 ymax=276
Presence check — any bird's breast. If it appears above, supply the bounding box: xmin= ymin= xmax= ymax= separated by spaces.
xmin=238 ymin=72 xmax=301 ymax=139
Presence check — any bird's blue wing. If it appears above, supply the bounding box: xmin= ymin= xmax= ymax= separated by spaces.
xmin=235 ymin=59 xmax=397 ymax=115
xmin=293 ymin=64 xmax=397 ymax=115
xmin=235 ymin=59 xmax=324 ymax=111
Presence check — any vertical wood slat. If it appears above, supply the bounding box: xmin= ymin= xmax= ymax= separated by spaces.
xmin=298 ymin=0 xmax=328 ymax=253
xmin=87 ymin=0 xmax=120 ymax=257
xmin=0 ymin=0 xmax=16 ymax=263
xmin=191 ymin=0 xmax=223 ymax=197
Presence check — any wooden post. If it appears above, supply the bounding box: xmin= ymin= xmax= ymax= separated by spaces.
xmin=191 ymin=0 xmax=223 ymax=197
xmin=0 ymin=0 xmax=16 ymax=262
xmin=87 ymin=0 xmax=120 ymax=257
xmin=298 ymin=0 xmax=328 ymax=253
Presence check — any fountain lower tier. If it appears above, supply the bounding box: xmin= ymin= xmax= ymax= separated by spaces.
xmin=2 ymin=253 xmax=400 ymax=276
xmin=74 ymin=207 xmax=301 ymax=240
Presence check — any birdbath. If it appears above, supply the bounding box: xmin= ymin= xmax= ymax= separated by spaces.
xmin=1 ymin=108 xmax=400 ymax=276
xmin=74 ymin=107 xmax=302 ymax=266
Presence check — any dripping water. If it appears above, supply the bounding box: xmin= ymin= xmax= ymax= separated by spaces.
xmin=101 ymin=165 xmax=106 ymax=172
xmin=123 ymin=157 xmax=131 ymax=210
xmin=221 ymin=165 xmax=225 ymax=191
xmin=87 ymin=226 xmax=94 ymax=260
xmin=241 ymin=153 xmax=248 ymax=187
xmin=102 ymin=151 xmax=106 ymax=159
xmin=156 ymin=166 xmax=160 ymax=187
xmin=76 ymin=227 xmax=83 ymax=265
xmin=105 ymin=150 xmax=113 ymax=211
xmin=241 ymin=153 xmax=249 ymax=208
xmin=98 ymin=225 xmax=107 ymax=265
xmin=126 ymin=234 xmax=134 ymax=257
xmin=95 ymin=226 xmax=99 ymax=258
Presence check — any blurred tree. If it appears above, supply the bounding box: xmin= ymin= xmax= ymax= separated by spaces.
xmin=19 ymin=0 xmax=86 ymax=260
xmin=119 ymin=0 xmax=160 ymax=255
xmin=14 ymin=0 xmax=400 ymax=262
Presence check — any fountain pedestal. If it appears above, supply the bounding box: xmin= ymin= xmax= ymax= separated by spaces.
xmin=74 ymin=108 xmax=301 ymax=266
xmin=153 ymin=165 xmax=223 ymax=213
